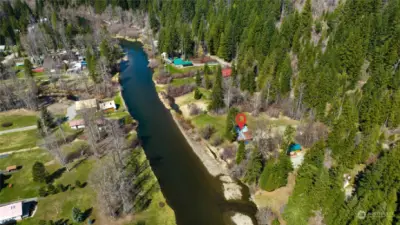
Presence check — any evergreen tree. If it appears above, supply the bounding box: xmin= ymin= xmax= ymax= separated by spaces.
xmin=247 ymin=70 xmax=256 ymax=94
xmin=203 ymin=64 xmax=211 ymax=89
xmin=194 ymin=87 xmax=202 ymax=100
xmin=208 ymin=66 xmax=225 ymax=111
xmin=40 ymin=107 xmax=55 ymax=129
xmin=236 ymin=141 xmax=246 ymax=164
xmin=231 ymin=61 xmax=238 ymax=87
xmin=72 ymin=207 xmax=84 ymax=222
xmin=195 ymin=70 xmax=201 ymax=86
xmin=32 ymin=161 xmax=47 ymax=183
xmin=283 ymin=125 xmax=296 ymax=153
xmin=217 ymin=32 xmax=229 ymax=61
xmin=244 ymin=147 xmax=263 ymax=184
xmin=225 ymin=107 xmax=239 ymax=141
xmin=24 ymin=59 xmax=33 ymax=78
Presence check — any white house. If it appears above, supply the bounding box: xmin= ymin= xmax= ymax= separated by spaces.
xmin=99 ymin=100 xmax=117 ymax=112
xmin=0 ymin=45 xmax=5 ymax=52
xmin=0 ymin=202 xmax=23 ymax=224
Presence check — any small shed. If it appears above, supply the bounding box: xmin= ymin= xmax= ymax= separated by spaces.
xmin=0 ymin=45 xmax=5 ymax=52
xmin=6 ymin=165 xmax=17 ymax=172
xmin=99 ymin=100 xmax=116 ymax=113
xmin=288 ymin=143 xmax=302 ymax=157
xmin=173 ymin=58 xmax=193 ymax=67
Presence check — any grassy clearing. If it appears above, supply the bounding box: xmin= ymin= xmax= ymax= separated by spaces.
xmin=170 ymin=77 xmax=195 ymax=87
xmin=192 ymin=113 xmax=226 ymax=137
xmin=62 ymin=140 xmax=89 ymax=155
xmin=0 ymin=113 xmax=37 ymax=131
xmin=0 ymin=129 xmax=38 ymax=153
xmin=114 ymin=92 xmax=123 ymax=109
xmin=0 ymin=149 xmax=55 ymax=203
xmin=105 ymin=110 xmax=130 ymax=120
xmin=18 ymin=159 xmax=96 ymax=225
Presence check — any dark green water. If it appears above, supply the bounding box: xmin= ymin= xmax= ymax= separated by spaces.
xmin=120 ymin=41 xmax=257 ymax=225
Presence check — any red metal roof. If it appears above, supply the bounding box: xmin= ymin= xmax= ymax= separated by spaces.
xmin=222 ymin=68 xmax=232 ymax=78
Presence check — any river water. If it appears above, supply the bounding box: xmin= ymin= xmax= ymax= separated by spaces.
xmin=120 ymin=40 xmax=257 ymax=225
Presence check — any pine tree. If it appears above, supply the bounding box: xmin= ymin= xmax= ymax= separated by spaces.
xmin=247 ymin=70 xmax=256 ymax=94
xmin=283 ymin=125 xmax=296 ymax=152
xmin=40 ymin=107 xmax=54 ymax=129
xmin=72 ymin=207 xmax=84 ymax=222
xmin=24 ymin=59 xmax=33 ymax=78
xmin=32 ymin=161 xmax=47 ymax=183
xmin=236 ymin=141 xmax=246 ymax=164
xmin=225 ymin=107 xmax=239 ymax=141
xmin=208 ymin=66 xmax=225 ymax=111
xmin=203 ymin=64 xmax=211 ymax=89
xmin=244 ymin=147 xmax=263 ymax=184
xmin=194 ymin=87 xmax=202 ymax=100
xmin=195 ymin=70 xmax=201 ymax=86
xmin=231 ymin=61 xmax=238 ymax=87
xmin=218 ymin=32 xmax=229 ymax=61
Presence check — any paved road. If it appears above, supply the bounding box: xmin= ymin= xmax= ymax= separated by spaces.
xmin=0 ymin=125 xmax=37 ymax=135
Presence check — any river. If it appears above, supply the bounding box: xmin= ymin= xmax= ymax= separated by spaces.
xmin=120 ymin=40 xmax=257 ymax=225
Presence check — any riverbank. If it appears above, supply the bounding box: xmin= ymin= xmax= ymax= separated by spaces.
xmin=157 ymin=93 xmax=255 ymax=225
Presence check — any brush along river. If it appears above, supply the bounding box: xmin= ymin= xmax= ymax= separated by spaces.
xmin=120 ymin=40 xmax=257 ymax=225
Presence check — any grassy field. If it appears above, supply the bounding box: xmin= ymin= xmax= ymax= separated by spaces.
xmin=0 ymin=112 xmax=37 ymax=131
xmin=0 ymin=149 xmax=56 ymax=203
xmin=170 ymin=77 xmax=195 ymax=87
xmin=18 ymin=159 xmax=96 ymax=225
xmin=0 ymin=129 xmax=38 ymax=153
xmin=192 ymin=113 xmax=226 ymax=137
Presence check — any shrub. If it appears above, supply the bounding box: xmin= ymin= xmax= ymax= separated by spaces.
xmin=47 ymin=184 xmax=58 ymax=195
xmin=1 ymin=122 xmax=13 ymax=127
xmin=167 ymin=84 xmax=195 ymax=97
xmin=72 ymin=207 xmax=84 ymax=223
xmin=199 ymin=125 xmax=215 ymax=140
xmin=38 ymin=187 xmax=47 ymax=197
xmin=57 ymin=184 xmax=65 ymax=192
xmin=188 ymin=103 xmax=202 ymax=116
xmin=220 ymin=146 xmax=236 ymax=161
xmin=259 ymin=153 xmax=293 ymax=191
xmin=194 ymin=88 xmax=202 ymax=100
xmin=236 ymin=141 xmax=246 ymax=164
xmin=75 ymin=180 xmax=82 ymax=188
xmin=211 ymin=135 xmax=223 ymax=146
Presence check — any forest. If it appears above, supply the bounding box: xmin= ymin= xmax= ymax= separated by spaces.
xmin=1 ymin=0 xmax=400 ymax=224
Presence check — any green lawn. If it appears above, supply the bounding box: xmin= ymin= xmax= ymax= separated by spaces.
xmin=0 ymin=114 xmax=37 ymax=131
xmin=114 ymin=92 xmax=123 ymax=109
xmin=0 ymin=129 xmax=38 ymax=153
xmin=18 ymin=159 xmax=96 ymax=225
xmin=165 ymin=64 xmax=201 ymax=75
xmin=105 ymin=110 xmax=130 ymax=120
xmin=0 ymin=149 xmax=55 ymax=203
xmin=170 ymin=77 xmax=195 ymax=87
xmin=192 ymin=113 xmax=226 ymax=137
xmin=62 ymin=140 xmax=89 ymax=155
